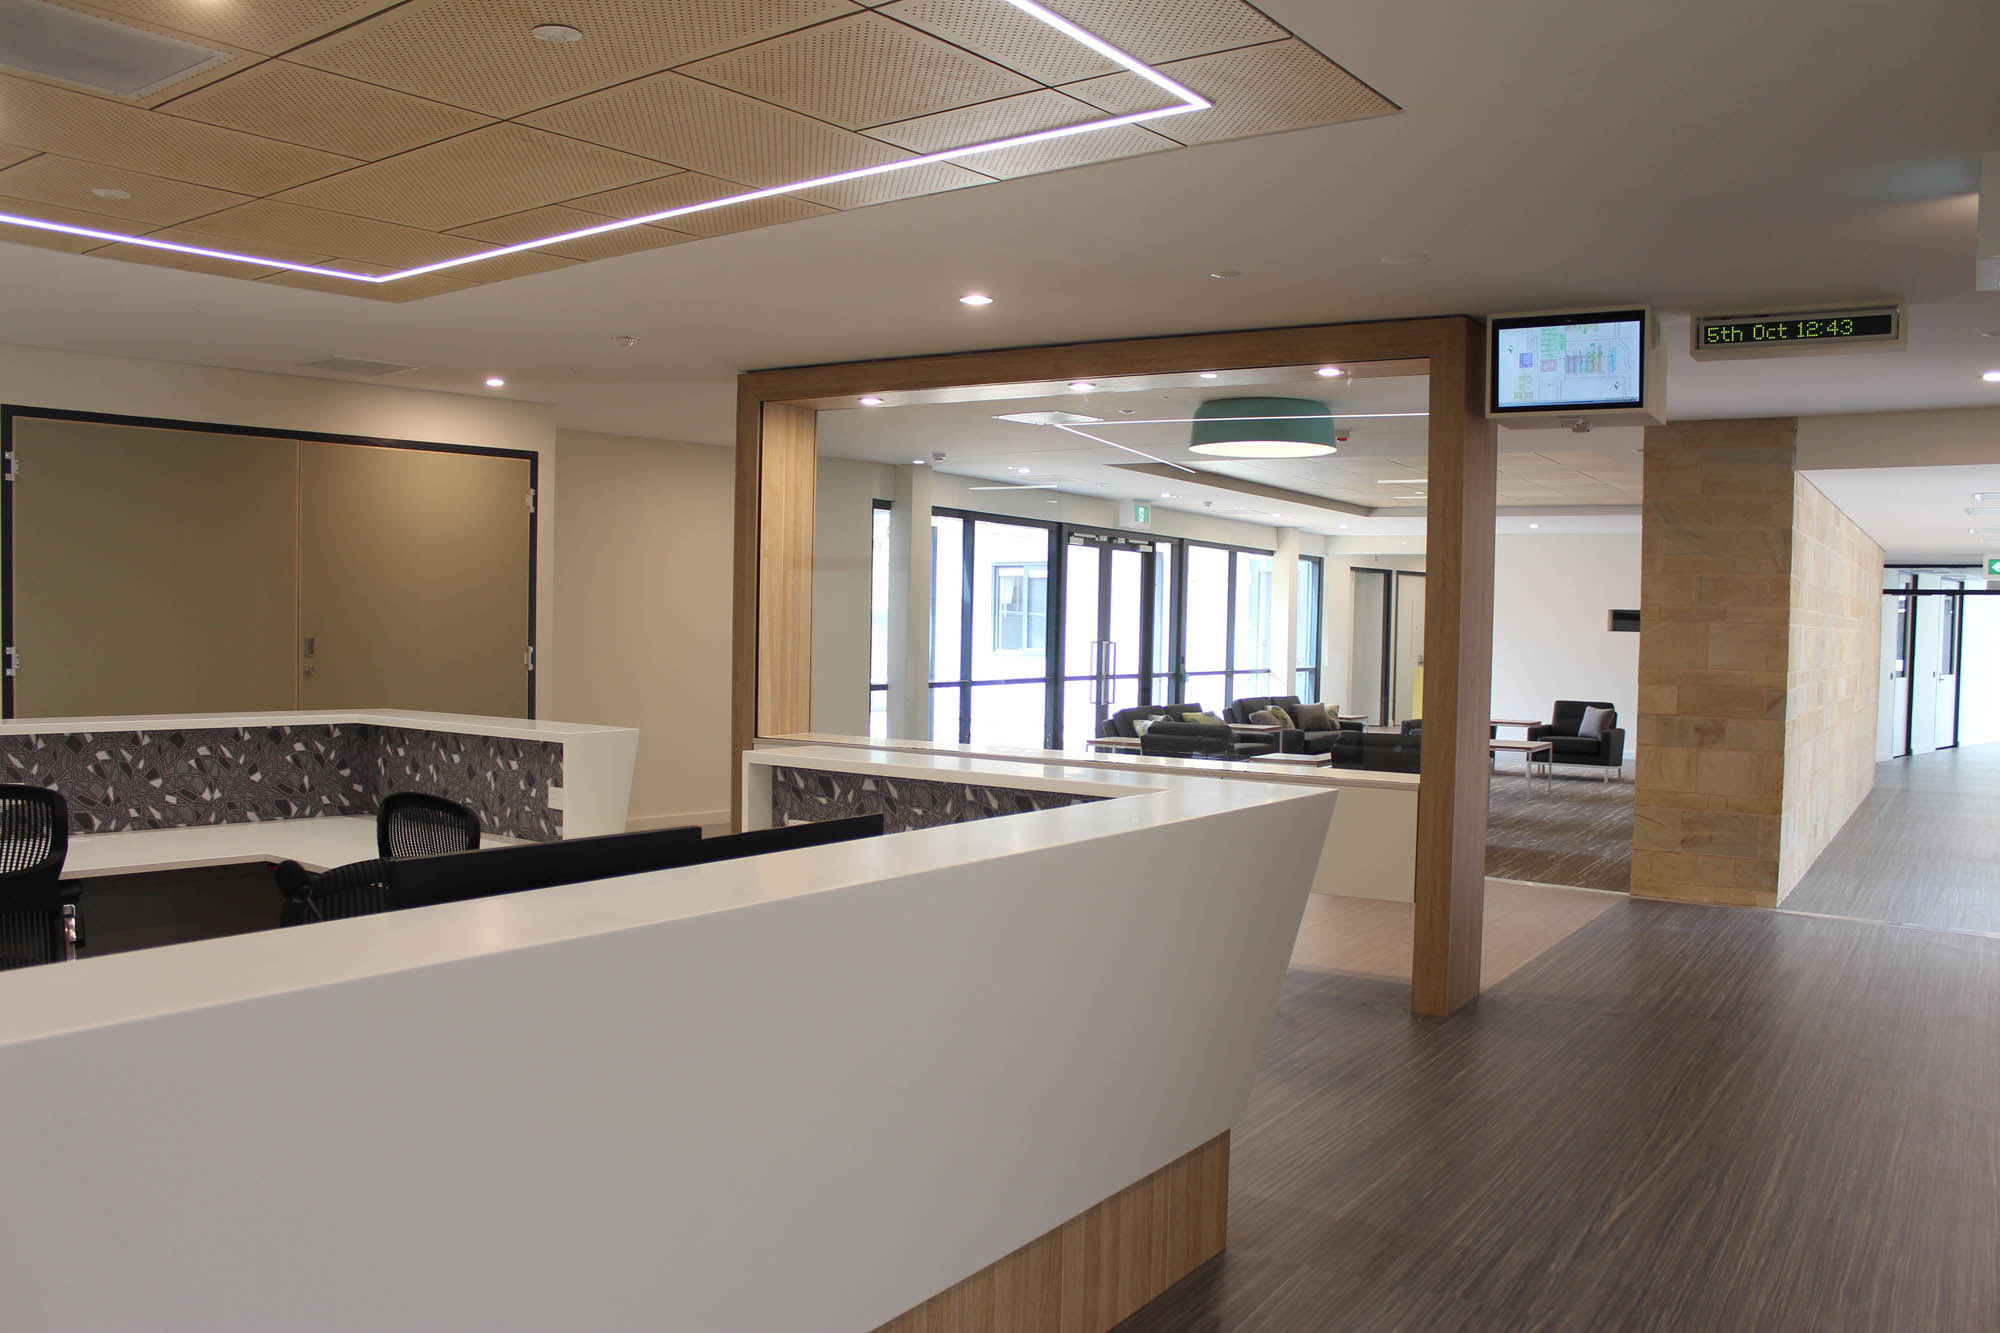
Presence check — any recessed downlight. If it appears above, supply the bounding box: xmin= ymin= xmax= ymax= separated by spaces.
xmin=959 ymin=292 xmax=993 ymax=306
xmin=1974 ymin=493 xmax=2000 ymax=502
xmin=911 ymin=458 xmax=926 ymax=465
xmin=858 ymin=395 xmax=884 ymax=407
xmin=1315 ymin=365 xmax=1344 ymax=378
xmin=1984 ymin=370 xmax=2000 ymax=383
xmin=1068 ymin=381 xmax=1096 ymax=391
xmin=91 ymin=186 xmax=131 ymax=200
xmin=1198 ymin=372 xmax=1219 ymax=379
xmin=483 ymin=376 xmax=505 ymax=388
xmin=1529 ymin=522 xmax=1541 ymax=529
xmin=532 ymin=23 xmax=583 ymax=43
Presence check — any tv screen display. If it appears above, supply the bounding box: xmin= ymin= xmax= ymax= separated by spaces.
xmin=1489 ymin=310 xmax=1647 ymax=414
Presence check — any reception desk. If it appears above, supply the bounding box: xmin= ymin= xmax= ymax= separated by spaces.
xmin=761 ymin=731 xmax=1420 ymax=902
xmin=0 ymin=707 xmax=639 ymax=842
xmin=0 ymin=747 xmax=1331 ymax=1332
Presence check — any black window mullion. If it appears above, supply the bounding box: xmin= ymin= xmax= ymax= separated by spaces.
xmin=959 ymin=520 xmax=975 ymax=744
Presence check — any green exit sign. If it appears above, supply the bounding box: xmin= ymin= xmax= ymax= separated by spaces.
xmin=1133 ymin=503 xmax=1151 ymax=524
xmin=1989 ymin=557 xmax=2000 ymax=577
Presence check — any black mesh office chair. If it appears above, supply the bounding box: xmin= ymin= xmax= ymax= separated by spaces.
xmin=377 ymin=792 xmax=481 ymax=860
xmin=0 ymin=784 xmax=75 ymax=970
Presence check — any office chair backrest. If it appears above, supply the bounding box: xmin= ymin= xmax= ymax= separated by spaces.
xmin=378 ymin=791 xmax=482 ymax=859
xmin=0 ymin=784 xmax=73 ymax=969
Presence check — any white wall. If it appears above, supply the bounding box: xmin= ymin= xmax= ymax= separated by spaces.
xmin=0 ymin=343 xmax=559 ymax=709
xmin=1797 ymin=406 xmax=2000 ymax=469
xmin=551 ymin=429 xmax=734 ymax=830
xmin=1489 ymin=533 xmax=1641 ymax=734
xmin=812 ymin=456 xmax=894 ymax=735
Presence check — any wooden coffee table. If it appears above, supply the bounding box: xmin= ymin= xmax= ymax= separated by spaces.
xmin=1489 ymin=738 xmax=1554 ymax=789
xmin=1085 ymin=736 xmax=1142 ymax=752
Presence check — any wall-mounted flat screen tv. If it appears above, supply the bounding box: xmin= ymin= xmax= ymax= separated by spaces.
xmin=1489 ymin=309 xmax=1649 ymax=416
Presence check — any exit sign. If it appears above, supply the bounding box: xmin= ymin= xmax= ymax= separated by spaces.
xmin=1988 ymin=557 xmax=2000 ymax=577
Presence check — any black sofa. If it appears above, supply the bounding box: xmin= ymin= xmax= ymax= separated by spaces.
xmin=1325 ymin=729 xmax=1423 ymax=773
xmin=1139 ymin=720 xmax=1278 ymax=759
xmin=275 ymin=815 xmax=887 ymax=925
xmin=1528 ymin=700 xmax=1627 ymax=779
xmin=1224 ymin=695 xmax=1363 ymax=754
xmin=1100 ymin=704 xmax=1207 ymax=740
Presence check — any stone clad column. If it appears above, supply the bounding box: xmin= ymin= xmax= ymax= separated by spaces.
xmin=1633 ymin=417 xmax=1879 ymax=907
xmin=1634 ymin=419 xmax=1798 ymax=905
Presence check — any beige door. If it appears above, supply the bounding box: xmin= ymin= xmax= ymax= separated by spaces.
xmin=297 ymin=443 xmax=532 ymax=717
xmin=10 ymin=418 xmax=299 ymax=717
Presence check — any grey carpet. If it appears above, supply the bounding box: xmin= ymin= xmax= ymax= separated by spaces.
xmin=1484 ymin=765 xmax=1634 ymax=892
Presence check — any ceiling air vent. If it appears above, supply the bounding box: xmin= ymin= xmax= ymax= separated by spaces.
xmin=297 ymin=356 xmax=421 ymax=377
xmin=0 ymin=0 xmax=232 ymax=97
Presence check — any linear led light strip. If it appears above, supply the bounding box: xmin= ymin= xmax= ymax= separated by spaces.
xmin=0 ymin=0 xmax=1208 ymax=284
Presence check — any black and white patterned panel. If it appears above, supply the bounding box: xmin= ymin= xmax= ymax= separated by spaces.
xmin=768 ymin=766 xmax=1103 ymax=833
xmin=0 ymin=726 xmax=370 ymax=833
xmin=360 ymin=727 xmax=563 ymax=842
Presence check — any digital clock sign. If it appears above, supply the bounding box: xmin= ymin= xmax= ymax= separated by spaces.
xmin=1691 ymin=304 xmax=1903 ymax=359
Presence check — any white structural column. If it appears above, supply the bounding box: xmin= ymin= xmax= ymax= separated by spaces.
xmin=1320 ymin=555 xmax=1356 ymax=714
xmin=1273 ymin=527 xmax=1299 ymax=696
xmin=887 ymin=463 xmax=934 ymax=739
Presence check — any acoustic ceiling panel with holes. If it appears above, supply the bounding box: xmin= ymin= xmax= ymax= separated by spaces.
xmin=0 ymin=0 xmax=1398 ymax=299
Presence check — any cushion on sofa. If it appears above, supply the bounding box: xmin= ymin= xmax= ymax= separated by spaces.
xmin=1266 ymin=705 xmax=1294 ymax=729
xmin=1190 ymin=711 xmax=1228 ymax=727
xmin=1579 ymin=705 xmax=1616 ymax=737
xmin=1293 ymin=702 xmax=1330 ymax=730
xmin=1250 ymin=709 xmax=1283 ymax=726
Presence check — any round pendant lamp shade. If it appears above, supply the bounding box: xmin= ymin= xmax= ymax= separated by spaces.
xmin=1188 ymin=397 xmax=1338 ymax=458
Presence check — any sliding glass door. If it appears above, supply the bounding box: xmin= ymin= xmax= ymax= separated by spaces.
xmin=1059 ymin=530 xmax=1154 ymax=749
xmin=929 ymin=512 xmax=1055 ymax=747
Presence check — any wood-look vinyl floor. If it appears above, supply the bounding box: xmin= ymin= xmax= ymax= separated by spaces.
xmin=1484 ymin=770 xmax=1635 ymax=894
xmin=1782 ymin=743 xmax=2000 ymax=935
xmin=1290 ymin=883 xmax=1619 ymax=987
xmin=1120 ymin=898 xmax=2000 ymax=1331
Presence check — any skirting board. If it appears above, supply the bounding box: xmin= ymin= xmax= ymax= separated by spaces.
xmin=876 ymin=1131 xmax=1228 ymax=1333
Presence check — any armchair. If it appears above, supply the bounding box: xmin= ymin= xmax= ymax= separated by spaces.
xmin=1527 ymin=700 xmax=1627 ymax=779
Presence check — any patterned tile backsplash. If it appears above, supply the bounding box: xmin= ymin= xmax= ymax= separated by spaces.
xmin=0 ymin=724 xmax=562 ymax=841
xmin=768 ymin=765 xmax=1103 ymax=833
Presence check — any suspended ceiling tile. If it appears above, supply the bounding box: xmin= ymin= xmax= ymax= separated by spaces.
xmin=160 ymin=61 xmax=493 ymax=160
xmin=168 ymin=199 xmax=479 ymax=268
xmin=0 ymin=144 xmax=32 ymax=169
xmin=272 ymin=123 xmax=671 ymax=231
xmin=450 ymin=205 xmax=698 ymax=261
xmin=873 ymin=0 xmax=1117 ymax=84
xmin=1063 ymin=40 xmax=1397 ymax=146
xmin=0 ymin=73 xmax=360 ymax=192
xmin=90 ymin=227 xmax=334 ymax=277
xmin=2 ymin=0 xmax=261 ymax=107
xmin=789 ymin=159 xmax=989 ymax=208
xmin=878 ymin=0 xmax=1283 ymax=82
xmin=868 ymin=88 xmax=1177 ymax=178
xmin=567 ymin=172 xmax=835 ymax=237
xmin=0 ymin=195 xmax=151 ymax=251
xmin=520 ymin=70 xmax=915 ymax=190
xmin=679 ymin=11 xmax=1037 ymax=131
xmin=58 ymin=0 xmax=407 ymax=57
xmin=258 ymin=262 xmax=480 ymax=301
xmin=0 ymin=154 xmax=250 ymax=224
xmin=288 ymin=0 xmax=861 ymax=118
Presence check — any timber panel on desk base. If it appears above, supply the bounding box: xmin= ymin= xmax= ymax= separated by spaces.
xmin=878 ymin=1132 xmax=1229 ymax=1333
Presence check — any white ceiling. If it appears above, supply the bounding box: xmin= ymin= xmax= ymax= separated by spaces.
xmin=0 ymin=0 xmax=1995 ymax=445
xmin=1804 ymin=464 xmax=2000 ymax=564
xmin=815 ymin=363 xmax=1645 ymax=538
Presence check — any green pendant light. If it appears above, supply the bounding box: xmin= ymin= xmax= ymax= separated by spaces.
xmin=1188 ymin=397 xmax=1338 ymax=458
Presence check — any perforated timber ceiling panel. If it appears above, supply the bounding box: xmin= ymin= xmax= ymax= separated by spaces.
xmin=0 ymin=0 xmax=1397 ymax=299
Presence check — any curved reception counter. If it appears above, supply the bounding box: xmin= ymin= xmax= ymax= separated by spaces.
xmin=0 ymin=746 xmax=1332 ymax=1332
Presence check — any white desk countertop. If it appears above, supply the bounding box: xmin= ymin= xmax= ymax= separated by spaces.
xmin=63 ymin=816 xmax=527 ymax=880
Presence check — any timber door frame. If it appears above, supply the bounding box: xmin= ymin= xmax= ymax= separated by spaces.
xmin=734 ymin=317 xmax=1495 ymax=1016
